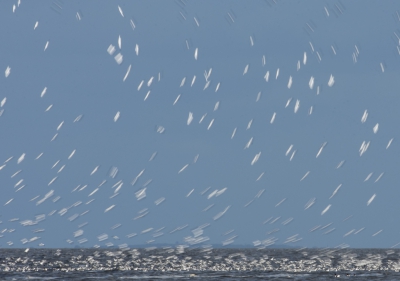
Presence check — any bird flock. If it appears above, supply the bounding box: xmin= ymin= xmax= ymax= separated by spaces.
xmin=1 ymin=1 xmax=400 ymax=250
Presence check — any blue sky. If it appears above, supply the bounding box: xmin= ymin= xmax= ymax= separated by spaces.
xmin=0 ymin=0 xmax=400 ymax=248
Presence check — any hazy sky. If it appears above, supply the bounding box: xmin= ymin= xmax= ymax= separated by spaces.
xmin=1 ymin=0 xmax=400 ymax=248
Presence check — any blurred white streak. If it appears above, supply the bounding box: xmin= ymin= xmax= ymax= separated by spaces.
xmin=304 ymin=198 xmax=315 ymax=210
xmin=287 ymin=76 xmax=292 ymax=89
xmin=321 ymin=204 xmax=331 ymax=215
xmin=361 ymin=110 xmax=368 ymax=123
xmin=114 ymin=111 xmax=120 ymax=122
xmin=243 ymin=64 xmax=249 ymax=75
xmin=329 ymin=184 xmax=342 ymax=199
xmin=231 ymin=127 xmax=237 ymax=139
xmin=5 ymin=66 xmax=10 ymax=78
xmin=118 ymin=6 xmax=124 ymax=17
xmin=386 ymin=138 xmax=394 ymax=149
xmin=123 ymin=65 xmax=131 ymax=81
xmin=328 ymin=74 xmax=335 ymax=87
xmin=17 ymin=153 xmax=25 ymax=164
xmin=256 ymin=172 xmax=264 ymax=181
xmin=373 ymin=123 xmax=379 ymax=134
xmin=300 ymin=171 xmax=310 ymax=181
xmin=187 ymin=112 xmax=193 ymax=125
xmin=207 ymin=119 xmax=214 ymax=130
xmin=173 ymin=94 xmax=180 ymax=105
xmin=270 ymin=112 xmax=276 ymax=124
xmin=40 ymin=87 xmax=47 ymax=98
xmin=178 ymin=164 xmax=189 ymax=174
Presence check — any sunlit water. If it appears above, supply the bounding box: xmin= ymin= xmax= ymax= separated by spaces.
xmin=1 ymin=248 xmax=400 ymax=280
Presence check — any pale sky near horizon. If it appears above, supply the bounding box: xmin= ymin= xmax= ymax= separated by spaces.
xmin=1 ymin=0 xmax=400 ymax=248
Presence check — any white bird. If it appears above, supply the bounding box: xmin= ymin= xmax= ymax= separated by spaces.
xmin=243 ymin=64 xmax=249 ymax=75
xmin=193 ymin=17 xmax=199 ymax=26
xmin=180 ymin=77 xmax=186 ymax=87
xmin=231 ymin=128 xmax=237 ymax=139
xmin=264 ymin=71 xmax=269 ymax=82
xmin=107 ymin=45 xmax=116 ymax=55
xmin=41 ymin=87 xmax=47 ymax=98
xmin=321 ymin=204 xmax=331 ymax=215
xmin=137 ymin=80 xmax=144 ymax=91
xmin=117 ymin=5 xmax=124 ymax=17
xmin=256 ymin=92 xmax=261 ymax=102
xmin=244 ymin=137 xmax=253 ymax=149
xmin=331 ymin=45 xmax=336 ymax=55
xmin=147 ymin=76 xmax=154 ymax=87
xmin=329 ymin=184 xmax=342 ymax=199
xmin=178 ymin=164 xmax=189 ymax=174
xmin=187 ymin=112 xmax=193 ymax=125
xmin=309 ymin=76 xmax=314 ymax=89
xmin=207 ymin=119 xmax=214 ymax=130
xmin=68 ymin=150 xmax=76 ymax=160
xmin=294 ymin=99 xmax=300 ymax=113
xmin=44 ymin=41 xmax=49 ymax=51
xmin=300 ymin=171 xmax=310 ymax=181
xmin=114 ymin=53 xmax=123 ymax=64
xmin=17 ymin=153 xmax=25 ymax=164
xmin=270 ymin=112 xmax=276 ymax=124
xmin=90 ymin=166 xmax=99 ymax=175
xmin=304 ymin=198 xmax=315 ymax=210
xmin=114 ymin=111 xmax=120 ymax=122
xmin=104 ymin=205 xmax=115 ymax=213
xmin=361 ymin=110 xmax=368 ymax=123
xmin=364 ymin=173 xmax=373 ymax=182
xmin=316 ymin=142 xmax=327 ymax=158
xmin=328 ymin=74 xmax=335 ymax=87
xmin=135 ymin=44 xmax=139 ymax=56
xmin=251 ymin=152 xmax=261 ymax=165
xmin=215 ymin=82 xmax=220 ymax=92
xmin=34 ymin=21 xmax=39 ymax=30
xmin=246 ymin=119 xmax=253 ymax=130
xmin=144 ymin=91 xmax=151 ymax=101
xmin=130 ymin=19 xmax=136 ymax=30
xmin=287 ymin=76 xmax=292 ymax=89
xmin=173 ymin=94 xmax=181 ymax=105
xmin=123 ymin=65 xmax=131 ymax=82
xmin=373 ymin=123 xmax=379 ymax=134
xmin=386 ymin=138 xmax=394 ymax=149
xmin=324 ymin=6 xmax=329 ymax=16
xmin=367 ymin=194 xmax=376 ymax=206
xmin=5 ymin=66 xmax=11 ymax=78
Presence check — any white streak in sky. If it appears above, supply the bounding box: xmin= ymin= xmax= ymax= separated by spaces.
xmin=321 ymin=204 xmax=331 ymax=215
xmin=367 ymin=194 xmax=376 ymax=206
xmin=123 ymin=65 xmax=131 ymax=81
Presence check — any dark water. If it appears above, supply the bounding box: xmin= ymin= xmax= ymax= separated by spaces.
xmin=1 ymin=248 xmax=400 ymax=280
